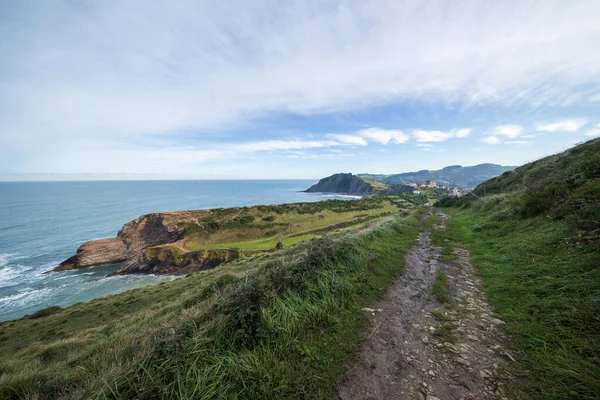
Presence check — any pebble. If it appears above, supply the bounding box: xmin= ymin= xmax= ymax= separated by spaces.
xmin=502 ymin=351 xmax=516 ymax=362
xmin=455 ymin=357 xmax=471 ymax=367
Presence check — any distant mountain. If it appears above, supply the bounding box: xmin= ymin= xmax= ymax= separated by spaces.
xmin=304 ymin=173 xmax=413 ymax=195
xmin=359 ymin=164 xmax=516 ymax=188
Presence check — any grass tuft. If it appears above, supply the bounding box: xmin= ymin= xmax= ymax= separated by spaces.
xmin=432 ymin=272 xmax=450 ymax=303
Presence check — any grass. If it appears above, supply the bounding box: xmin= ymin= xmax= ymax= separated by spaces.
xmin=0 ymin=209 xmax=426 ymax=399
xmin=433 ymin=322 xmax=456 ymax=343
xmin=447 ymin=208 xmax=600 ymax=399
xmin=181 ymin=196 xmax=406 ymax=252
xmin=432 ymin=272 xmax=450 ymax=303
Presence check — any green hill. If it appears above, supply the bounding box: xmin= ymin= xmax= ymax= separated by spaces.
xmin=360 ymin=163 xmax=515 ymax=187
xmin=437 ymin=138 xmax=600 ymax=398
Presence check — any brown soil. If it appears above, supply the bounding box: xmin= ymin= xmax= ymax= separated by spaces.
xmin=166 ymin=238 xmax=190 ymax=253
xmin=337 ymin=211 xmax=522 ymax=400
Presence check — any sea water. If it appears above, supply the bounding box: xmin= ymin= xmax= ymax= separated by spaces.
xmin=0 ymin=180 xmax=357 ymax=321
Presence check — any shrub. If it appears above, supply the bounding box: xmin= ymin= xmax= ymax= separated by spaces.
xmin=27 ymin=306 xmax=62 ymax=320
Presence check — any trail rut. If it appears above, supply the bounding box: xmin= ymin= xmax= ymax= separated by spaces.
xmin=337 ymin=211 xmax=520 ymax=400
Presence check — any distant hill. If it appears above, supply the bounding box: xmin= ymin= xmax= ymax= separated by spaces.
xmin=304 ymin=173 xmax=414 ymax=195
xmin=360 ymin=164 xmax=516 ymax=188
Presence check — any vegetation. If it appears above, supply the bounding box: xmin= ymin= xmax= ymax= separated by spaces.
xmin=437 ymin=138 xmax=600 ymax=399
xmin=431 ymin=272 xmax=450 ymax=303
xmin=172 ymin=195 xmax=416 ymax=253
xmin=0 ymin=206 xmax=426 ymax=399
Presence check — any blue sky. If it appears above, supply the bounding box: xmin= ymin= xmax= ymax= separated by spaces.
xmin=1 ymin=0 xmax=599 ymax=180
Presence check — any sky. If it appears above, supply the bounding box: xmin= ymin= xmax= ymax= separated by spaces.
xmin=1 ymin=0 xmax=599 ymax=181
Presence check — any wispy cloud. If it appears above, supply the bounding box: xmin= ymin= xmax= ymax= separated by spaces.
xmin=491 ymin=124 xmax=523 ymax=138
xmin=536 ymin=119 xmax=587 ymax=132
xmin=506 ymin=140 xmax=533 ymax=145
xmin=482 ymin=136 xmax=502 ymax=145
xmin=325 ymin=134 xmax=368 ymax=146
xmin=412 ymin=129 xmax=472 ymax=143
xmin=2 ymin=1 xmax=600 ymax=141
xmin=359 ymin=128 xmax=409 ymax=144
xmin=585 ymin=123 xmax=600 ymax=137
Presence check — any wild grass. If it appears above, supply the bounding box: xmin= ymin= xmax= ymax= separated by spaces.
xmin=0 ymin=210 xmax=425 ymax=399
xmin=433 ymin=322 xmax=456 ymax=343
xmin=446 ymin=208 xmax=600 ymax=399
xmin=432 ymin=272 xmax=450 ymax=303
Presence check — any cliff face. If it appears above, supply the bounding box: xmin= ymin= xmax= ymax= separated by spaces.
xmin=53 ymin=213 xmax=185 ymax=274
xmin=112 ymin=248 xmax=240 ymax=276
xmin=304 ymin=173 xmax=381 ymax=195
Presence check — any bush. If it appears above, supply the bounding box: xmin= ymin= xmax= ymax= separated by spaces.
xmin=27 ymin=306 xmax=62 ymax=320
xmin=234 ymin=215 xmax=255 ymax=224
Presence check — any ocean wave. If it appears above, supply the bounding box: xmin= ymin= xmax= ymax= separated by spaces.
xmin=296 ymin=192 xmax=363 ymax=199
xmin=320 ymin=194 xmax=363 ymax=199
xmin=0 ymin=263 xmax=33 ymax=285
xmin=0 ymin=253 xmax=14 ymax=268
xmin=0 ymin=287 xmax=51 ymax=305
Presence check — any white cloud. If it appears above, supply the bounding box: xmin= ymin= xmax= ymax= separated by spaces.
xmin=505 ymin=140 xmax=533 ymax=145
xmin=416 ymin=143 xmax=433 ymax=147
xmin=585 ymin=123 xmax=600 ymax=137
xmin=235 ymin=139 xmax=341 ymax=153
xmin=536 ymin=119 xmax=587 ymax=132
xmin=411 ymin=128 xmax=471 ymax=143
xmin=490 ymin=124 xmax=523 ymax=138
xmin=325 ymin=134 xmax=368 ymax=146
xmin=455 ymin=129 xmax=473 ymax=138
xmin=412 ymin=130 xmax=453 ymax=143
xmin=359 ymin=128 xmax=409 ymax=144
xmin=482 ymin=136 xmax=501 ymax=145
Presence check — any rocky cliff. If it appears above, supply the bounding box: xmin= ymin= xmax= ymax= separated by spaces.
xmin=112 ymin=248 xmax=241 ymax=276
xmin=56 ymin=238 xmax=128 ymax=270
xmin=52 ymin=213 xmax=185 ymax=274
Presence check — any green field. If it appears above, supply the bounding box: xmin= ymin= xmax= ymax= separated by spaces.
xmin=154 ymin=195 xmax=419 ymax=255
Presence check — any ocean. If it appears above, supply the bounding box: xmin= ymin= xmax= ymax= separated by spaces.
xmin=0 ymin=180 xmax=357 ymax=322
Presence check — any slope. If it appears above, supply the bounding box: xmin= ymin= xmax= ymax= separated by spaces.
xmin=437 ymin=138 xmax=600 ymax=399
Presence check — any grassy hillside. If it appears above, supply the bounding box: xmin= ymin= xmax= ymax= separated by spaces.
xmin=437 ymin=138 xmax=600 ymax=398
xmin=0 ymin=199 xmax=426 ymax=399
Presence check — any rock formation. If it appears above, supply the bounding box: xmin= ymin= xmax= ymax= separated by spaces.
xmin=56 ymin=238 xmax=128 ymax=270
xmin=52 ymin=213 xmax=185 ymax=274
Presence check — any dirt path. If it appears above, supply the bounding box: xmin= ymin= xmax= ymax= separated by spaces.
xmin=167 ymin=238 xmax=189 ymax=253
xmin=337 ymin=211 xmax=519 ymax=400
